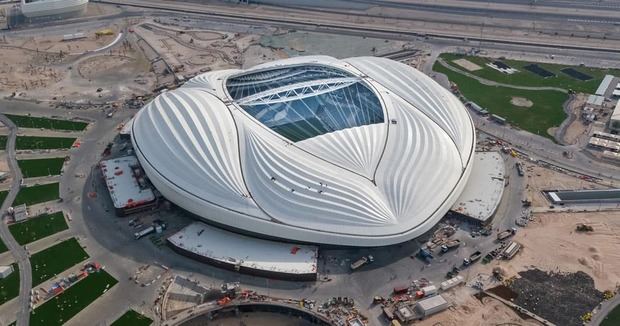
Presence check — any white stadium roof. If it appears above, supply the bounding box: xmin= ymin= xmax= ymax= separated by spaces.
xmin=132 ymin=55 xmax=475 ymax=246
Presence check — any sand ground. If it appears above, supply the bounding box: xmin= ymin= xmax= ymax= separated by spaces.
xmin=524 ymin=163 xmax=606 ymax=207
xmin=419 ymin=287 xmax=542 ymax=326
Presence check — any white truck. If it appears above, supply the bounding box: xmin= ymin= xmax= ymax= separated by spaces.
xmin=134 ymin=226 xmax=155 ymax=240
xmin=350 ymin=255 xmax=374 ymax=270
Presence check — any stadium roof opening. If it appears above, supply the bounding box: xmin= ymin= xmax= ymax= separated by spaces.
xmin=227 ymin=65 xmax=384 ymax=142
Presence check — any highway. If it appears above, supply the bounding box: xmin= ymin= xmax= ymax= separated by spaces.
xmin=0 ymin=114 xmax=31 ymax=326
xmin=96 ymin=0 xmax=620 ymax=53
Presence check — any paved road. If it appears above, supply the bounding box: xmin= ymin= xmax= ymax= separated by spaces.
xmin=0 ymin=114 xmax=31 ymax=326
xmin=591 ymin=295 xmax=620 ymax=326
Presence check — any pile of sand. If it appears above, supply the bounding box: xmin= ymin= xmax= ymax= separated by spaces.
xmin=510 ymin=96 xmax=533 ymax=108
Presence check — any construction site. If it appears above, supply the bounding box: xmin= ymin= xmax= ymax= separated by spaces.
xmin=0 ymin=1 xmax=620 ymax=326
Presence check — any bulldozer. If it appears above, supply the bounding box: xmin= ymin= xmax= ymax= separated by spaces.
xmin=576 ymin=223 xmax=594 ymax=232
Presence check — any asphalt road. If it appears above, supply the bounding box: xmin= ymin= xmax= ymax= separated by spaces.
xmin=0 ymin=114 xmax=31 ymax=326
xmin=591 ymin=296 xmax=620 ymax=326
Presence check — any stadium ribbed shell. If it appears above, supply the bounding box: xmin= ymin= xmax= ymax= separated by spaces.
xmin=132 ymin=56 xmax=475 ymax=246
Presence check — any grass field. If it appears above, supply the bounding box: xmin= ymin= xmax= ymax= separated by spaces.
xmin=440 ymin=53 xmax=620 ymax=94
xmin=30 ymin=238 xmax=89 ymax=286
xmin=18 ymin=158 xmax=66 ymax=178
xmin=0 ymin=190 xmax=7 ymax=208
xmin=30 ymin=270 xmax=117 ymax=326
xmin=0 ymin=264 xmax=19 ymax=305
xmin=0 ymin=136 xmax=6 ymax=149
xmin=15 ymin=136 xmax=76 ymax=150
xmin=433 ymin=61 xmax=568 ymax=137
xmin=13 ymin=182 xmax=59 ymax=206
xmin=0 ymin=238 xmax=7 ymax=253
xmin=9 ymin=212 xmax=69 ymax=245
xmin=111 ymin=310 xmax=153 ymax=326
xmin=5 ymin=114 xmax=87 ymax=131
xmin=601 ymin=304 xmax=620 ymax=326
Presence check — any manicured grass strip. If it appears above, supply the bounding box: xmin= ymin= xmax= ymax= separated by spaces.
xmin=111 ymin=310 xmax=153 ymax=326
xmin=0 ymin=263 xmax=19 ymax=305
xmin=4 ymin=114 xmax=87 ymax=131
xmin=601 ymin=304 xmax=620 ymax=326
xmin=9 ymin=212 xmax=69 ymax=245
xmin=18 ymin=157 xmax=66 ymax=178
xmin=13 ymin=182 xmax=59 ymax=206
xmin=0 ymin=238 xmax=7 ymax=254
xmin=0 ymin=190 xmax=7 ymax=207
xmin=433 ymin=61 xmax=568 ymax=138
xmin=439 ymin=53 xmax=620 ymax=94
xmin=0 ymin=136 xmax=6 ymax=149
xmin=30 ymin=270 xmax=117 ymax=326
xmin=30 ymin=238 xmax=89 ymax=286
xmin=15 ymin=136 xmax=76 ymax=150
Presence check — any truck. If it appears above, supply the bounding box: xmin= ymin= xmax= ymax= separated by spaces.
xmin=516 ymin=162 xmax=525 ymax=176
xmin=134 ymin=226 xmax=155 ymax=240
xmin=418 ymin=248 xmax=434 ymax=260
xmin=440 ymin=239 xmax=461 ymax=253
xmin=393 ymin=285 xmax=409 ymax=295
xmin=350 ymin=255 xmax=374 ymax=270
xmin=463 ymin=251 xmax=482 ymax=266
xmin=497 ymin=228 xmax=517 ymax=241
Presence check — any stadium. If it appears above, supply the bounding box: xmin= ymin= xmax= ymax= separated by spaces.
xmin=131 ymin=55 xmax=476 ymax=246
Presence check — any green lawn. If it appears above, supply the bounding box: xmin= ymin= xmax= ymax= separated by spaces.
xmin=440 ymin=53 xmax=620 ymax=94
xmin=0 ymin=190 xmax=7 ymax=207
xmin=18 ymin=158 xmax=66 ymax=178
xmin=111 ymin=310 xmax=153 ymax=326
xmin=9 ymin=212 xmax=69 ymax=245
xmin=0 ymin=264 xmax=19 ymax=305
xmin=0 ymin=136 xmax=6 ymax=149
xmin=5 ymin=114 xmax=87 ymax=131
xmin=0 ymin=238 xmax=7 ymax=254
xmin=601 ymin=304 xmax=620 ymax=326
xmin=15 ymin=136 xmax=76 ymax=150
xmin=30 ymin=270 xmax=117 ymax=326
xmin=30 ymin=238 xmax=89 ymax=286
xmin=13 ymin=182 xmax=59 ymax=206
xmin=433 ymin=61 xmax=568 ymax=138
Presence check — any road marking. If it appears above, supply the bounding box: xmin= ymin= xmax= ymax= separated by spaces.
xmin=567 ymin=18 xmax=620 ymax=25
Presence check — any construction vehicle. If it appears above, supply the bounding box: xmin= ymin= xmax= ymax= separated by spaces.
xmin=463 ymin=251 xmax=482 ymax=266
xmin=350 ymin=255 xmax=374 ymax=270
xmin=515 ymin=162 xmax=525 ymax=176
xmin=393 ymin=285 xmax=409 ymax=295
xmin=418 ymin=248 xmax=434 ymax=260
xmin=576 ymin=223 xmax=594 ymax=232
xmin=373 ymin=296 xmax=385 ymax=304
xmin=440 ymin=239 xmax=461 ymax=253
xmin=134 ymin=226 xmax=155 ymax=240
xmin=497 ymin=228 xmax=517 ymax=241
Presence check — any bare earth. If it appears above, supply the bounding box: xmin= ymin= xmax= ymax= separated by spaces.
xmin=419 ymin=288 xmax=541 ymax=326
xmin=510 ymin=96 xmax=533 ymax=108
xmin=452 ymin=58 xmax=482 ymax=71
xmin=524 ymin=163 xmax=605 ymax=207
xmin=563 ymin=94 xmax=590 ymax=146
xmin=492 ymin=211 xmax=620 ymax=291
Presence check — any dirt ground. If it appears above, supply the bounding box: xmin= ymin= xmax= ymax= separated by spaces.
xmin=523 ymin=163 xmax=605 ymax=207
xmin=562 ymin=94 xmax=590 ymax=146
xmin=488 ymin=211 xmax=620 ymax=291
xmin=452 ymin=58 xmax=482 ymax=71
xmin=419 ymin=288 xmax=541 ymax=326
xmin=510 ymin=96 xmax=533 ymax=108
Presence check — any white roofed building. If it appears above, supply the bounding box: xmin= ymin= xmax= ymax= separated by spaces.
xmin=132 ymin=56 xmax=476 ymax=246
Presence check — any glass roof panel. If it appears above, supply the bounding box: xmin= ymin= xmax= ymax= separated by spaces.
xmin=227 ymin=65 xmax=384 ymax=142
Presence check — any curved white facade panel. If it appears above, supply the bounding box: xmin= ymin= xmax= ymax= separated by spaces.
xmin=132 ymin=56 xmax=475 ymax=246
